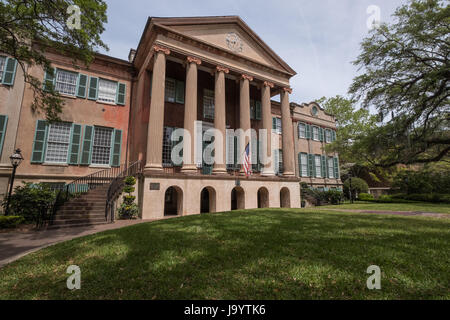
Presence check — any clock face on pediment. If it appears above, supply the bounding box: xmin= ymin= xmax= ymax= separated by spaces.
xmin=226 ymin=32 xmax=243 ymax=53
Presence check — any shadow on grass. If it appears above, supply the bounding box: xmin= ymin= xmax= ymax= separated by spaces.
xmin=0 ymin=209 xmax=449 ymax=299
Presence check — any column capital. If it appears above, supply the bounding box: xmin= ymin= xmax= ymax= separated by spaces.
xmin=216 ymin=65 xmax=230 ymax=74
xmin=187 ymin=56 xmax=202 ymax=65
xmin=282 ymin=87 xmax=293 ymax=94
xmin=263 ymin=81 xmax=274 ymax=88
xmin=152 ymin=45 xmax=171 ymax=55
xmin=241 ymin=74 xmax=254 ymax=81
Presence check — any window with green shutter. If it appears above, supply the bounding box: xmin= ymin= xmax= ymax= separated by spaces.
xmin=0 ymin=115 xmax=8 ymax=158
xmin=255 ymin=101 xmax=262 ymax=120
xmin=308 ymin=154 xmax=314 ymax=177
xmin=321 ymin=155 xmax=326 ymax=178
xmin=88 ymin=77 xmax=98 ymax=100
xmin=69 ymin=124 xmax=82 ymax=164
xmin=333 ymin=157 xmax=339 ymax=179
xmin=110 ymin=129 xmax=122 ymax=167
xmin=31 ymin=120 xmax=48 ymax=163
xmin=2 ymin=57 xmax=17 ymax=85
xmin=80 ymin=125 xmax=93 ymax=165
xmin=319 ymin=127 xmax=324 ymax=141
xmin=305 ymin=124 xmax=311 ymax=139
xmin=76 ymin=74 xmax=88 ymax=98
xmin=332 ymin=130 xmax=337 ymax=142
xmin=116 ymin=83 xmax=126 ymax=105
xmin=43 ymin=68 xmax=55 ymax=92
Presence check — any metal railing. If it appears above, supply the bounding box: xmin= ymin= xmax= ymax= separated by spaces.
xmin=47 ymin=166 xmax=126 ymax=227
xmin=105 ymin=161 xmax=142 ymax=223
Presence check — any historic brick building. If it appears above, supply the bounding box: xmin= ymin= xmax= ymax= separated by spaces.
xmin=0 ymin=16 xmax=341 ymax=220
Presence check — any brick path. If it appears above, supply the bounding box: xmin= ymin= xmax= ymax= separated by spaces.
xmin=0 ymin=219 xmax=153 ymax=268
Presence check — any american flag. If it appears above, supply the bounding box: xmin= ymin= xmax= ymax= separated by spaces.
xmin=243 ymin=142 xmax=252 ymax=176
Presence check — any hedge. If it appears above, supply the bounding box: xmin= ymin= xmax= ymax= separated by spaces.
xmin=0 ymin=216 xmax=25 ymax=229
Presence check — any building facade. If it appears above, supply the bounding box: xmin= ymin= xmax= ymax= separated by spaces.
xmin=0 ymin=16 xmax=341 ymax=218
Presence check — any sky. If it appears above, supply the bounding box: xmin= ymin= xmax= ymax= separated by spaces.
xmin=98 ymin=0 xmax=407 ymax=104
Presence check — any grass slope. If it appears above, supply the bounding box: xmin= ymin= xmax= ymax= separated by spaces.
xmin=0 ymin=209 xmax=448 ymax=300
xmin=320 ymin=201 xmax=450 ymax=214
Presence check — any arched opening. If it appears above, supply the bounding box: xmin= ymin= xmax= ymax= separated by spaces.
xmin=200 ymin=186 xmax=216 ymax=213
xmin=231 ymin=186 xmax=245 ymax=210
xmin=280 ymin=187 xmax=291 ymax=208
xmin=164 ymin=186 xmax=183 ymax=216
xmin=257 ymin=187 xmax=269 ymax=208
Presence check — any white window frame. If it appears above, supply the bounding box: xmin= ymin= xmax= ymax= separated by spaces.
xmin=328 ymin=157 xmax=334 ymax=179
xmin=315 ymin=155 xmax=322 ymax=178
xmin=275 ymin=118 xmax=282 ymax=134
xmin=44 ymin=122 xmax=72 ymax=164
xmin=298 ymin=122 xmax=306 ymax=139
xmin=91 ymin=127 xmax=113 ymax=166
xmin=97 ymin=78 xmax=118 ymax=104
xmin=325 ymin=129 xmax=332 ymax=143
xmin=300 ymin=153 xmax=308 ymax=177
xmin=203 ymin=89 xmax=215 ymax=119
xmin=312 ymin=126 xmax=319 ymax=141
xmin=55 ymin=69 xmax=77 ymax=96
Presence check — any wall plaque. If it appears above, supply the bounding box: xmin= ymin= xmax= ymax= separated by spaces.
xmin=149 ymin=183 xmax=160 ymax=190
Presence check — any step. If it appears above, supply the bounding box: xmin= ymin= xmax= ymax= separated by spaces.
xmin=63 ymin=200 xmax=106 ymax=206
xmin=47 ymin=221 xmax=109 ymax=230
xmin=54 ymin=215 xmax=105 ymax=221
xmin=59 ymin=204 xmax=105 ymax=210
xmin=51 ymin=217 xmax=107 ymax=226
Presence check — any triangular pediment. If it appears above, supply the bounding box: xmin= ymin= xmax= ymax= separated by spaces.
xmin=150 ymin=16 xmax=296 ymax=75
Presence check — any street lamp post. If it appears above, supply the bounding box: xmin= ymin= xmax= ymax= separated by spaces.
xmin=4 ymin=148 xmax=24 ymax=216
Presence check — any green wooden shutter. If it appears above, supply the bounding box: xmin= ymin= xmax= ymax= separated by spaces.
xmin=308 ymin=154 xmax=314 ymax=177
xmin=68 ymin=124 xmax=82 ymax=164
xmin=306 ymin=124 xmax=311 ymax=139
xmin=175 ymin=80 xmax=184 ymax=104
xmin=319 ymin=127 xmax=324 ymax=142
xmin=110 ymin=129 xmax=122 ymax=167
xmin=298 ymin=152 xmax=302 ymax=175
xmin=43 ymin=68 xmax=55 ymax=91
xmin=116 ymin=82 xmax=126 ymax=105
xmin=255 ymin=101 xmax=262 ymax=120
xmin=334 ymin=157 xmax=339 ymax=179
xmin=2 ymin=58 xmax=17 ymax=85
xmin=0 ymin=115 xmax=8 ymax=158
xmin=76 ymin=74 xmax=88 ymax=98
xmin=272 ymin=117 xmax=276 ymax=130
xmin=88 ymin=77 xmax=98 ymax=100
xmin=332 ymin=130 xmax=336 ymax=142
xmin=80 ymin=125 xmax=93 ymax=165
xmin=321 ymin=156 xmax=326 ymax=179
xmin=31 ymin=120 xmax=48 ymax=163
xmin=325 ymin=157 xmax=330 ymax=178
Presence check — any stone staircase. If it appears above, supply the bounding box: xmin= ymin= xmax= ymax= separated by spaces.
xmin=49 ymin=185 xmax=109 ymax=229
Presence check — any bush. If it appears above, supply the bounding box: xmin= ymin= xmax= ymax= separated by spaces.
xmin=2 ymin=182 xmax=57 ymax=223
xmin=0 ymin=216 xmax=24 ymax=228
xmin=343 ymin=178 xmax=369 ymax=200
xmin=118 ymin=176 xmax=139 ymax=219
xmin=358 ymin=193 xmax=374 ymax=201
xmin=391 ymin=193 xmax=450 ymax=203
xmin=392 ymin=169 xmax=450 ymax=195
xmin=302 ymin=187 xmax=344 ymax=206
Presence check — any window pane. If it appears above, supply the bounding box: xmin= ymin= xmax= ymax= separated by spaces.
xmin=55 ymin=70 xmax=77 ymax=96
xmin=0 ymin=56 xmax=5 ymax=80
xmin=301 ymin=154 xmax=308 ymax=177
xmin=92 ymin=127 xmax=113 ymax=165
xmin=313 ymin=127 xmax=319 ymax=140
xmin=328 ymin=157 xmax=334 ymax=178
xmin=299 ymin=123 xmax=306 ymax=138
xmin=162 ymin=126 xmax=173 ymax=167
xmin=276 ymin=118 xmax=282 ymax=134
xmin=98 ymin=78 xmax=117 ymax=103
xmin=165 ymin=79 xmax=176 ymax=102
xmin=45 ymin=122 xmax=71 ymax=163
xmin=203 ymin=89 xmax=215 ymax=119
xmin=315 ymin=155 xmax=322 ymax=177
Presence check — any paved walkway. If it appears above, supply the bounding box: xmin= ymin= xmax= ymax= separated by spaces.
xmin=0 ymin=219 xmax=154 ymax=268
xmin=322 ymin=208 xmax=449 ymax=219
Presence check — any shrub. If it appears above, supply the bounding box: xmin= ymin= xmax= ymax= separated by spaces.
xmin=358 ymin=193 xmax=374 ymax=201
xmin=392 ymin=169 xmax=450 ymax=195
xmin=2 ymin=182 xmax=57 ymax=223
xmin=118 ymin=176 xmax=139 ymax=219
xmin=343 ymin=178 xmax=369 ymax=200
xmin=0 ymin=216 xmax=24 ymax=228
xmin=302 ymin=187 xmax=343 ymax=206
xmin=391 ymin=193 xmax=450 ymax=204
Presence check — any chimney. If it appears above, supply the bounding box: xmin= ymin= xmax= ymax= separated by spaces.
xmin=128 ymin=49 xmax=136 ymax=63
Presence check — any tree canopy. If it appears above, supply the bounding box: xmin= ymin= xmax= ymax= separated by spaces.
xmin=0 ymin=0 xmax=108 ymax=121
xmin=349 ymin=0 xmax=449 ymax=167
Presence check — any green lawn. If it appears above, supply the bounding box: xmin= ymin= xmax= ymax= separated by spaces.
xmin=0 ymin=209 xmax=449 ymax=300
xmin=319 ymin=201 xmax=450 ymax=214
